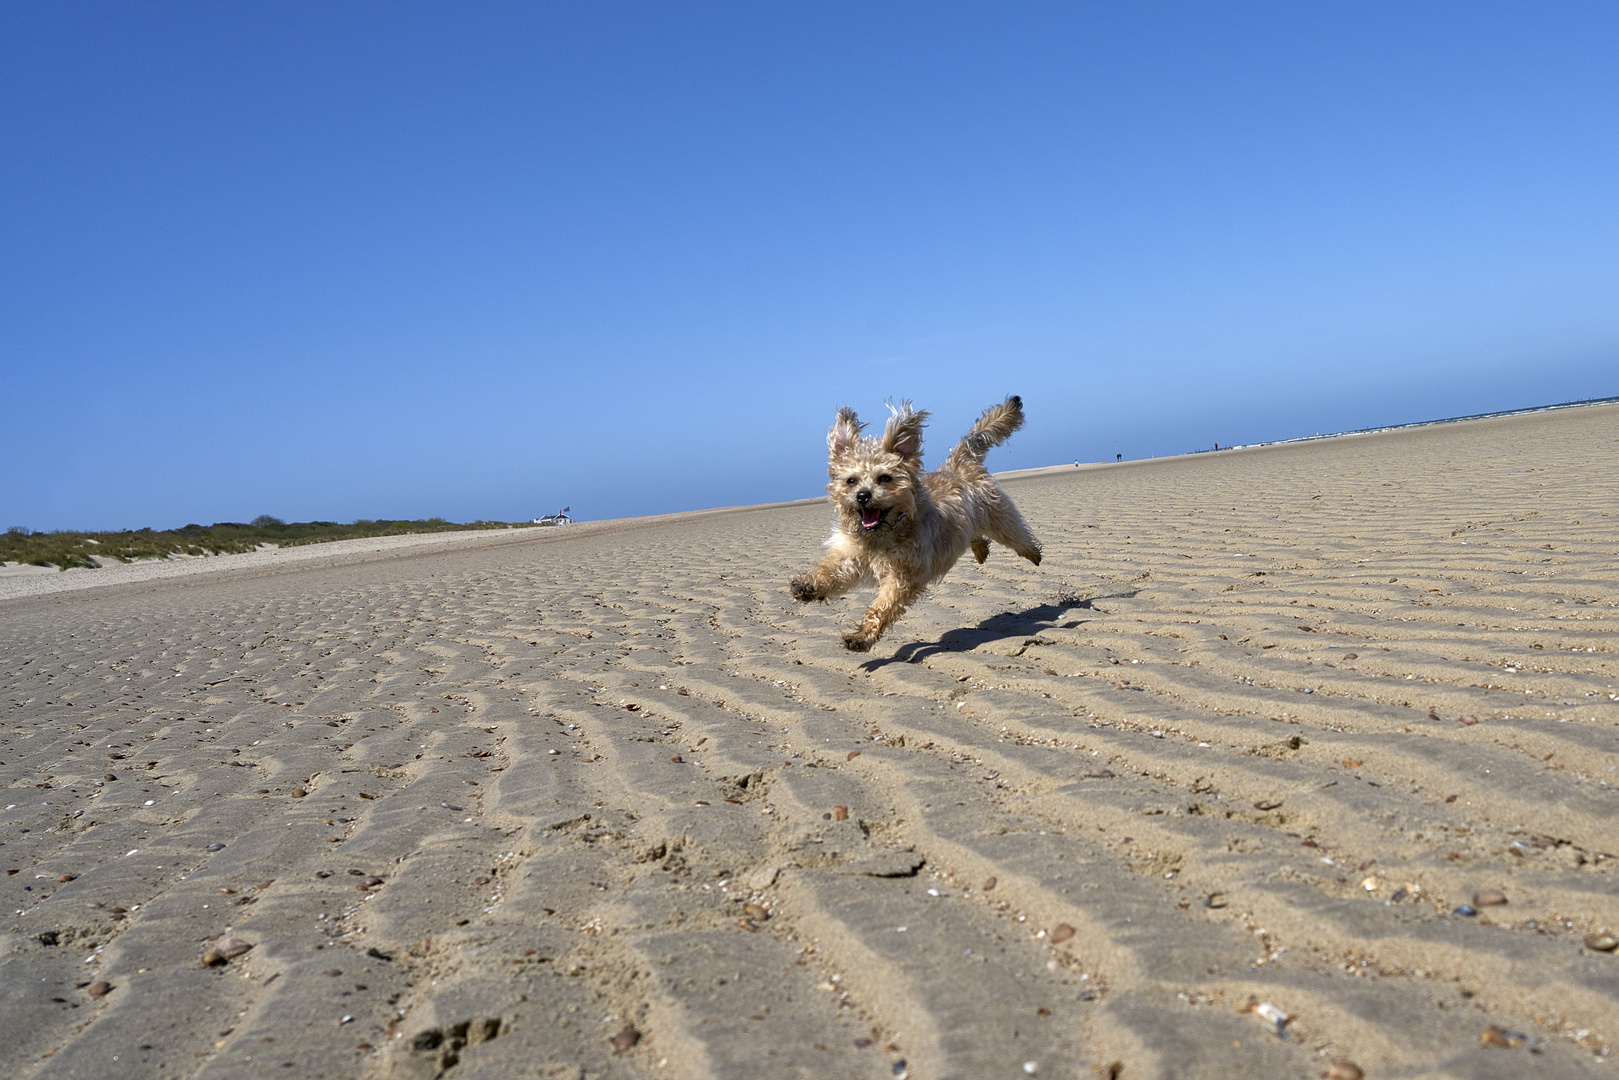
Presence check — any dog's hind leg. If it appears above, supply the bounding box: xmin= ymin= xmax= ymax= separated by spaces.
xmin=985 ymin=497 xmax=1042 ymax=566
xmin=843 ymin=575 xmax=925 ymax=651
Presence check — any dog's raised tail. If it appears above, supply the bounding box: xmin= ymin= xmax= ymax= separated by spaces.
xmin=950 ymin=395 xmax=1025 ymax=467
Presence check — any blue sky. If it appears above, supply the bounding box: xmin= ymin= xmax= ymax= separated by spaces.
xmin=4 ymin=3 xmax=1617 ymax=530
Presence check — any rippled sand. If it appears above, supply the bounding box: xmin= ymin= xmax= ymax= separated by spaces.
xmin=3 ymin=403 xmax=1616 ymax=1079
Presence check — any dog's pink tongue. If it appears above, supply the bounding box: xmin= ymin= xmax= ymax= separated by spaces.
xmin=860 ymin=508 xmax=881 ymax=529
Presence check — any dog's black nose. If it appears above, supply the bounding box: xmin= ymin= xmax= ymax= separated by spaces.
xmin=856 ymin=489 xmax=871 ymax=506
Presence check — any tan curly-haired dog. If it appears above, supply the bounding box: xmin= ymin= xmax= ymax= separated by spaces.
xmin=790 ymin=395 xmax=1042 ymax=651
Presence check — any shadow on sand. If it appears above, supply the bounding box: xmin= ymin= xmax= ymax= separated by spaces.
xmin=858 ymin=590 xmax=1141 ymax=672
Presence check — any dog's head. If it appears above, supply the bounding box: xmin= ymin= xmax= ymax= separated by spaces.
xmin=825 ymin=401 xmax=928 ymax=545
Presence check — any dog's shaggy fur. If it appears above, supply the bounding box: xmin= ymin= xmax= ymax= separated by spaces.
xmin=790 ymin=395 xmax=1042 ymax=651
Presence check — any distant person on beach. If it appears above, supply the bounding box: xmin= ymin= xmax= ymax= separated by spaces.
xmin=1116 ymin=453 xmax=1122 ymax=461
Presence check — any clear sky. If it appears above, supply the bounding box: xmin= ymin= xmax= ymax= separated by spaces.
xmin=4 ymin=3 xmax=1617 ymax=531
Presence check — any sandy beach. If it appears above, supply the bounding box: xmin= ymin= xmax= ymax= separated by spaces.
xmin=3 ymin=402 xmax=1616 ymax=1079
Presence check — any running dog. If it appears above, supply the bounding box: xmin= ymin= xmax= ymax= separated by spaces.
xmin=790 ymin=396 xmax=1042 ymax=650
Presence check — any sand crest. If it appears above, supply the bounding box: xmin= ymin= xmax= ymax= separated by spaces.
xmin=2 ymin=403 xmax=1616 ymax=1078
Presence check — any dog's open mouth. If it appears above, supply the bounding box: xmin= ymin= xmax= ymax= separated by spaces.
xmin=859 ymin=508 xmax=884 ymax=530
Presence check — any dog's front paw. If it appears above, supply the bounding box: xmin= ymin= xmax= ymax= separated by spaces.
xmin=842 ymin=632 xmax=874 ymax=652
xmin=790 ymin=577 xmax=819 ymax=602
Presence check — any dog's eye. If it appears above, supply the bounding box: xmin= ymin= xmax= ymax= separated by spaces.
xmin=845 ymin=477 xmax=857 ymax=486
xmin=877 ymin=474 xmax=891 ymax=484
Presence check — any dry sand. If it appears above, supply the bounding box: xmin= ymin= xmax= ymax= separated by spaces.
xmin=3 ymin=402 xmax=1617 ymax=1080
xmin=0 ymin=527 xmax=607 ymax=604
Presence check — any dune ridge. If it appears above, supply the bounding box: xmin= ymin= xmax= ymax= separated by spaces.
xmin=2 ymin=402 xmax=1616 ymax=1079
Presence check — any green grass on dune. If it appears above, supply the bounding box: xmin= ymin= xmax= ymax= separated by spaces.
xmin=1 ymin=516 xmax=545 ymax=571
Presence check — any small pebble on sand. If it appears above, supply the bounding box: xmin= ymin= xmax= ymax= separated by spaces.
xmin=1473 ymin=889 xmax=1507 ymax=907
xmin=1584 ymin=932 xmax=1618 ymax=952
xmin=610 ymin=1025 xmax=641 ymax=1051
xmin=832 ymin=805 xmax=849 ymax=821
xmin=86 ymin=980 xmax=112 ymax=998
xmin=982 ymin=876 xmax=997 ymax=891
xmin=291 ymin=789 xmax=307 ymax=798
xmin=1480 ymin=1025 xmax=1528 ymax=1048
xmin=1250 ymin=1001 xmax=1289 ymax=1036
xmin=201 ymin=937 xmax=254 ymax=967
xmin=1327 ymin=1063 xmax=1363 ymax=1080
xmin=1050 ymin=924 xmax=1075 ymax=944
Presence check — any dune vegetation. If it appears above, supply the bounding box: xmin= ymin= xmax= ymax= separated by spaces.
xmin=1 ymin=516 xmax=542 ymax=571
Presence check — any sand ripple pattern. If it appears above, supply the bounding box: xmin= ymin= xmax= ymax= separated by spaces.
xmin=3 ymin=404 xmax=1617 ymax=1079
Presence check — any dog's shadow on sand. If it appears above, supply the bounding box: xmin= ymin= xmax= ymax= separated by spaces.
xmin=858 ymin=590 xmax=1141 ymax=672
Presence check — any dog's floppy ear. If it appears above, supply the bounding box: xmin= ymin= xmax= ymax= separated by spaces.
xmin=880 ymin=399 xmax=929 ymax=462
xmin=828 ymin=407 xmax=864 ymax=458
